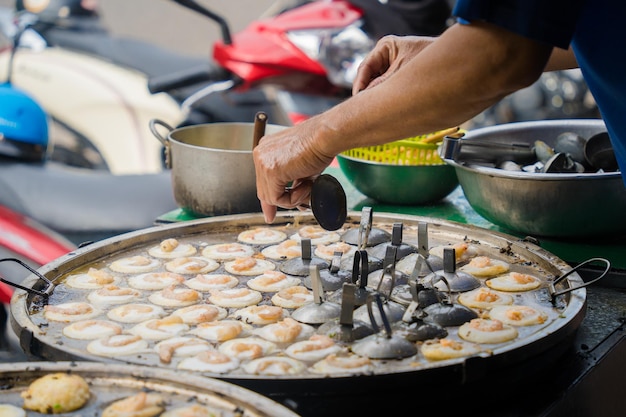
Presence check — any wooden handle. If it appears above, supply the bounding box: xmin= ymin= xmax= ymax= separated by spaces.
xmin=421 ymin=126 xmax=461 ymax=144
xmin=252 ymin=111 xmax=268 ymax=149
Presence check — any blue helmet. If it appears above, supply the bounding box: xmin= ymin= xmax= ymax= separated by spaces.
xmin=0 ymin=83 xmax=49 ymax=161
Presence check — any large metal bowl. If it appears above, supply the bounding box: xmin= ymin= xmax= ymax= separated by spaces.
xmin=336 ymin=154 xmax=459 ymax=205
xmin=443 ymin=119 xmax=626 ymax=238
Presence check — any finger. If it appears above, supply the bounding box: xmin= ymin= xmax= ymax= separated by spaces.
xmin=260 ymin=201 xmax=277 ymax=224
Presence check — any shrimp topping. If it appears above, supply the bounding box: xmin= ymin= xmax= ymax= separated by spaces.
xmin=160 ymin=238 xmax=179 ymax=252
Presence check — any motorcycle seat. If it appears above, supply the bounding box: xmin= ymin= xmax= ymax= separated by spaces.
xmin=0 ymin=159 xmax=179 ymax=245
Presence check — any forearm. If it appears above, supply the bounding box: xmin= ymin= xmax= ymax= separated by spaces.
xmin=315 ymin=22 xmax=553 ymax=155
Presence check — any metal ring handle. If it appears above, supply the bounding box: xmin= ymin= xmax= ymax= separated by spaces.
xmin=549 ymin=257 xmax=611 ymax=300
xmin=149 ymin=119 xmax=174 ymax=146
xmin=0 ymin=258 xmax=55 ymax=299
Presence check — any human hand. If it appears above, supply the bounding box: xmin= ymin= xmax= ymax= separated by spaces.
xmin=352 ymin=35 xmax=436 ymax=95
xmin=253 ymin=117 xmax=335 ymax=223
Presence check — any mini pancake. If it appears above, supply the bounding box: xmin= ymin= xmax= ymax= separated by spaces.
xmin=148 ymin=238 xmax=197 ymax=259
xmin=208 ymin=288 xmax=262 ymax=308
xmin=457 ymin=287 xmax=514 ymax=310
xmin=127 ymin=271 xmax=185 ymax=290
xmin=243 ymin=356 xmax=306 ymax=376
xmin=489 ymin=305 xmax=549 ymax=326
xmin=271 ymin=286 xmax=314 ymax=309
xmin=314 ymin=241 xmax=357 ymax=261
xmin=171 ymin=304 xmax=227 ymax=325
xmin=458 ymin=318 xmax=519 ymax=344
xmin=233 ymin=305 xmax=288 ymax=325
xmin=161 ymin=405 xmax=224 ymax=417
xmin=109 ymin=255 xmax=160 ymax=274
xmin=154 ymin=336 xmax=213 ymax=364
xmin=164 ymin=256 xmax=220 ymax=275
xmin=218 ymin=337 xmax=278 ymax=361
xmin=284 ymin=335 xmax=342 ymax=362
xmin=459 ymin=256 xmax=510 ymax=278
xmin=429 ymin=242 xmax=479 ymax=262
xmin=128 ymin=316 xmax=189 ymax=341
xmin=44 ymin=302 xmax=101 ymax=322
xmin=20 ymin=373 xmax=91 ymax=414
xmin=87 ymin=285 xmax=141 ymax=307
xmin=261 ymin=240 xmax=302 ymax=260
xmin=63 ymin=319 xmax=122 ymax=340
xmin=184 ymin=273 xmax=239 ymax=291
xmin=253 ymin=317 xmax=315 ymax=344
xmin=309 ymin=353 xmax=373 ymax=375
xmin=238 ymin=227 xmax=287 ymax=245
xmin=420 ymin=338 xmax=482 ymax=361
xmin=224 ymin=256 xmax=276 ymax=276
xmin=290 ymin=225 xmax=340 ymax=245
xmin=0 ymin=405 xmax=25 ymax=417
xmin=107 ymin=303 xmax=166 ymax=323
xmin=188 ymin=320 xmax=248 ymax=342
xmin=148 ymin=285 xmax=202 ymax=307
xmin=177 ymin=350 xmax=240 ymax=374
xmin=201 ymin=243 xmax=255 ymax=260
xmin=64 ymin=267 xmax=119 ymax=289
xmin=87 ymin=334 xmax=149 ymax=357
xmin=246 ymin=270 xmax=300 ymax=292
xmin=102 ymin=392 xmax=164 ymax=417
xmin=486 ymin=271 xmax=543 ymax=292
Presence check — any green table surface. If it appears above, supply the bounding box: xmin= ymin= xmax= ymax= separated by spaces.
xmin=158 ymin=166 xmax=626 ymax=270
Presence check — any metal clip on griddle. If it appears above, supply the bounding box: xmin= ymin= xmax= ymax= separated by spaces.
xmin=548 ymin=257 xmax=611 ymax=302
xmin=440 ymin=135 xmax=537 ymax=165
xmin=0 ymin=258 xmax=56 ymax=300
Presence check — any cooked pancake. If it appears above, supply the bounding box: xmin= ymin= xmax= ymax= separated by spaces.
xmin=154 ymin=336 xmax=213 ymax=364
xmin=242 ymin=356 xmax=306 ymax=376
xmin=314 ymin=241 xmax=357 ymax=261
xmin=238 ymin=227 xmax=287 ymax=245
xmin=208 ymin=288 xmax=262 ymax=308
xmin=128 ymin=316 xmax=189 ymax=341
xmin=102 ymin=392 xmax=164 ymax=417
xmin=233 ymin=305 xmax=288 ymax=325
xmin=148 ymin=285 xmax=201 ymax=308
xmin=271 ymin=286 xmax=314 ymax=309
xmin=290 ymin=225 xmax=340 ymax=245
xmin=246 ymin=270 xmax=300 ymax=292
xmin=420 ymin=338 xmax=482 ymax=361
xmin=87 ymin=334 xmax=149 ymax=357
xmin=177 ymin=350 xmax=240 ymax=374
xmin=224 ymin=257 xmax=276 ymax=276
xmin=63 ymin=319 xmax=122 ymax=340
xmin=161 ymin=405 xmax=224 ymax=417
xmin=261 ymin=240 xmax=302 ymax=260
xmin=429 ymin=242 xmax=479 ymax=262
xmin=171 ymin=304 xmax=227 ymax=325
xmin=109 ymin=255 xmax=160 ymax=274
xmin=127 ymin=271 xmax=184 ymax=290
xmin=164 ymin=256 xmax=220 ymax=275
xmin=65 ymin=267 xmax=119 ymax=289
xmin=148 ymin=238 xmax=197 ymax=259
xmin=107 ymin=303 xmax=166 ymax=323
xmin=253 ymin=317 xmax=315 ymax=343
xmin=309 ymin=353 xmax=373 ymax=375
xmin=44 ymin=302 xmax=101 ymax=322
xmin=486 ymin=271 xmax=543 ymax=292
xmin=188 ymin=320 xmax=248 ymax=342
xmin=21 ymin=373 xmax=90 ymax=414
xmin=489 ymin=305 xmax=549 ymax=326
xmin=87 ymin=285 xmax=141 ymax=307
xmin=201 ymin=243 xmax=255 ymax=260
xmin=284 ymin=335 xmax=342 ymax=362
xmin=184 ymin=273 xmax=239 ymax=291
xmin=0 ymin=405 xmax=25 ymax=417
xmin=458 ymin=318 xmax=519 ymax=344
xmin=459 ymin=256 xmax=510 ymax=278
xmin=218 ymin=337 xmax=278 ymax=361
xmin=457 ymin=287 xmax=514 ymax=310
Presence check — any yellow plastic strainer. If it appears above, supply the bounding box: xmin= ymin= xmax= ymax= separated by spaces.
xmin=340 ymin=127 xmax=462 ymax=166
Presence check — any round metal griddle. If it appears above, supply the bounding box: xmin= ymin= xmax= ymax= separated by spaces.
xmin=0 ymin=361 xmax=299 ymax=416
xmin=9 ymin=212 xmax=587 ymax=398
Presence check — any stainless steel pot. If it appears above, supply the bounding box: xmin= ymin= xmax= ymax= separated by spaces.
xmin=150 ymin=120 xmax=287 ymax=216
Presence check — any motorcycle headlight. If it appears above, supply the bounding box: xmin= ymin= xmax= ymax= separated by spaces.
xmin=287 ymin=21 xmax=375 ymax=89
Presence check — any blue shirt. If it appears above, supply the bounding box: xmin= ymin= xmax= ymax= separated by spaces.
xmin=453 ymin=0 xmax=626 ymax=183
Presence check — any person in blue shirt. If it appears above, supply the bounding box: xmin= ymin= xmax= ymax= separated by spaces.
xmin=253 ymin=0 xmax=626 ymax=224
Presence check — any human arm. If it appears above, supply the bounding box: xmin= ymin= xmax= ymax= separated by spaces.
xmin=254 ymin=20 xmax=553 ymax=222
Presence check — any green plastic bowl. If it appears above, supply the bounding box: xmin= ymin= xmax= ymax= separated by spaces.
xmin=336 ymin=154 xmax=459 ymax=205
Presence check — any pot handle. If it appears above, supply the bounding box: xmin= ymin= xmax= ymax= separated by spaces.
xmin=149 ymin=119 xmax=174 ymax=146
